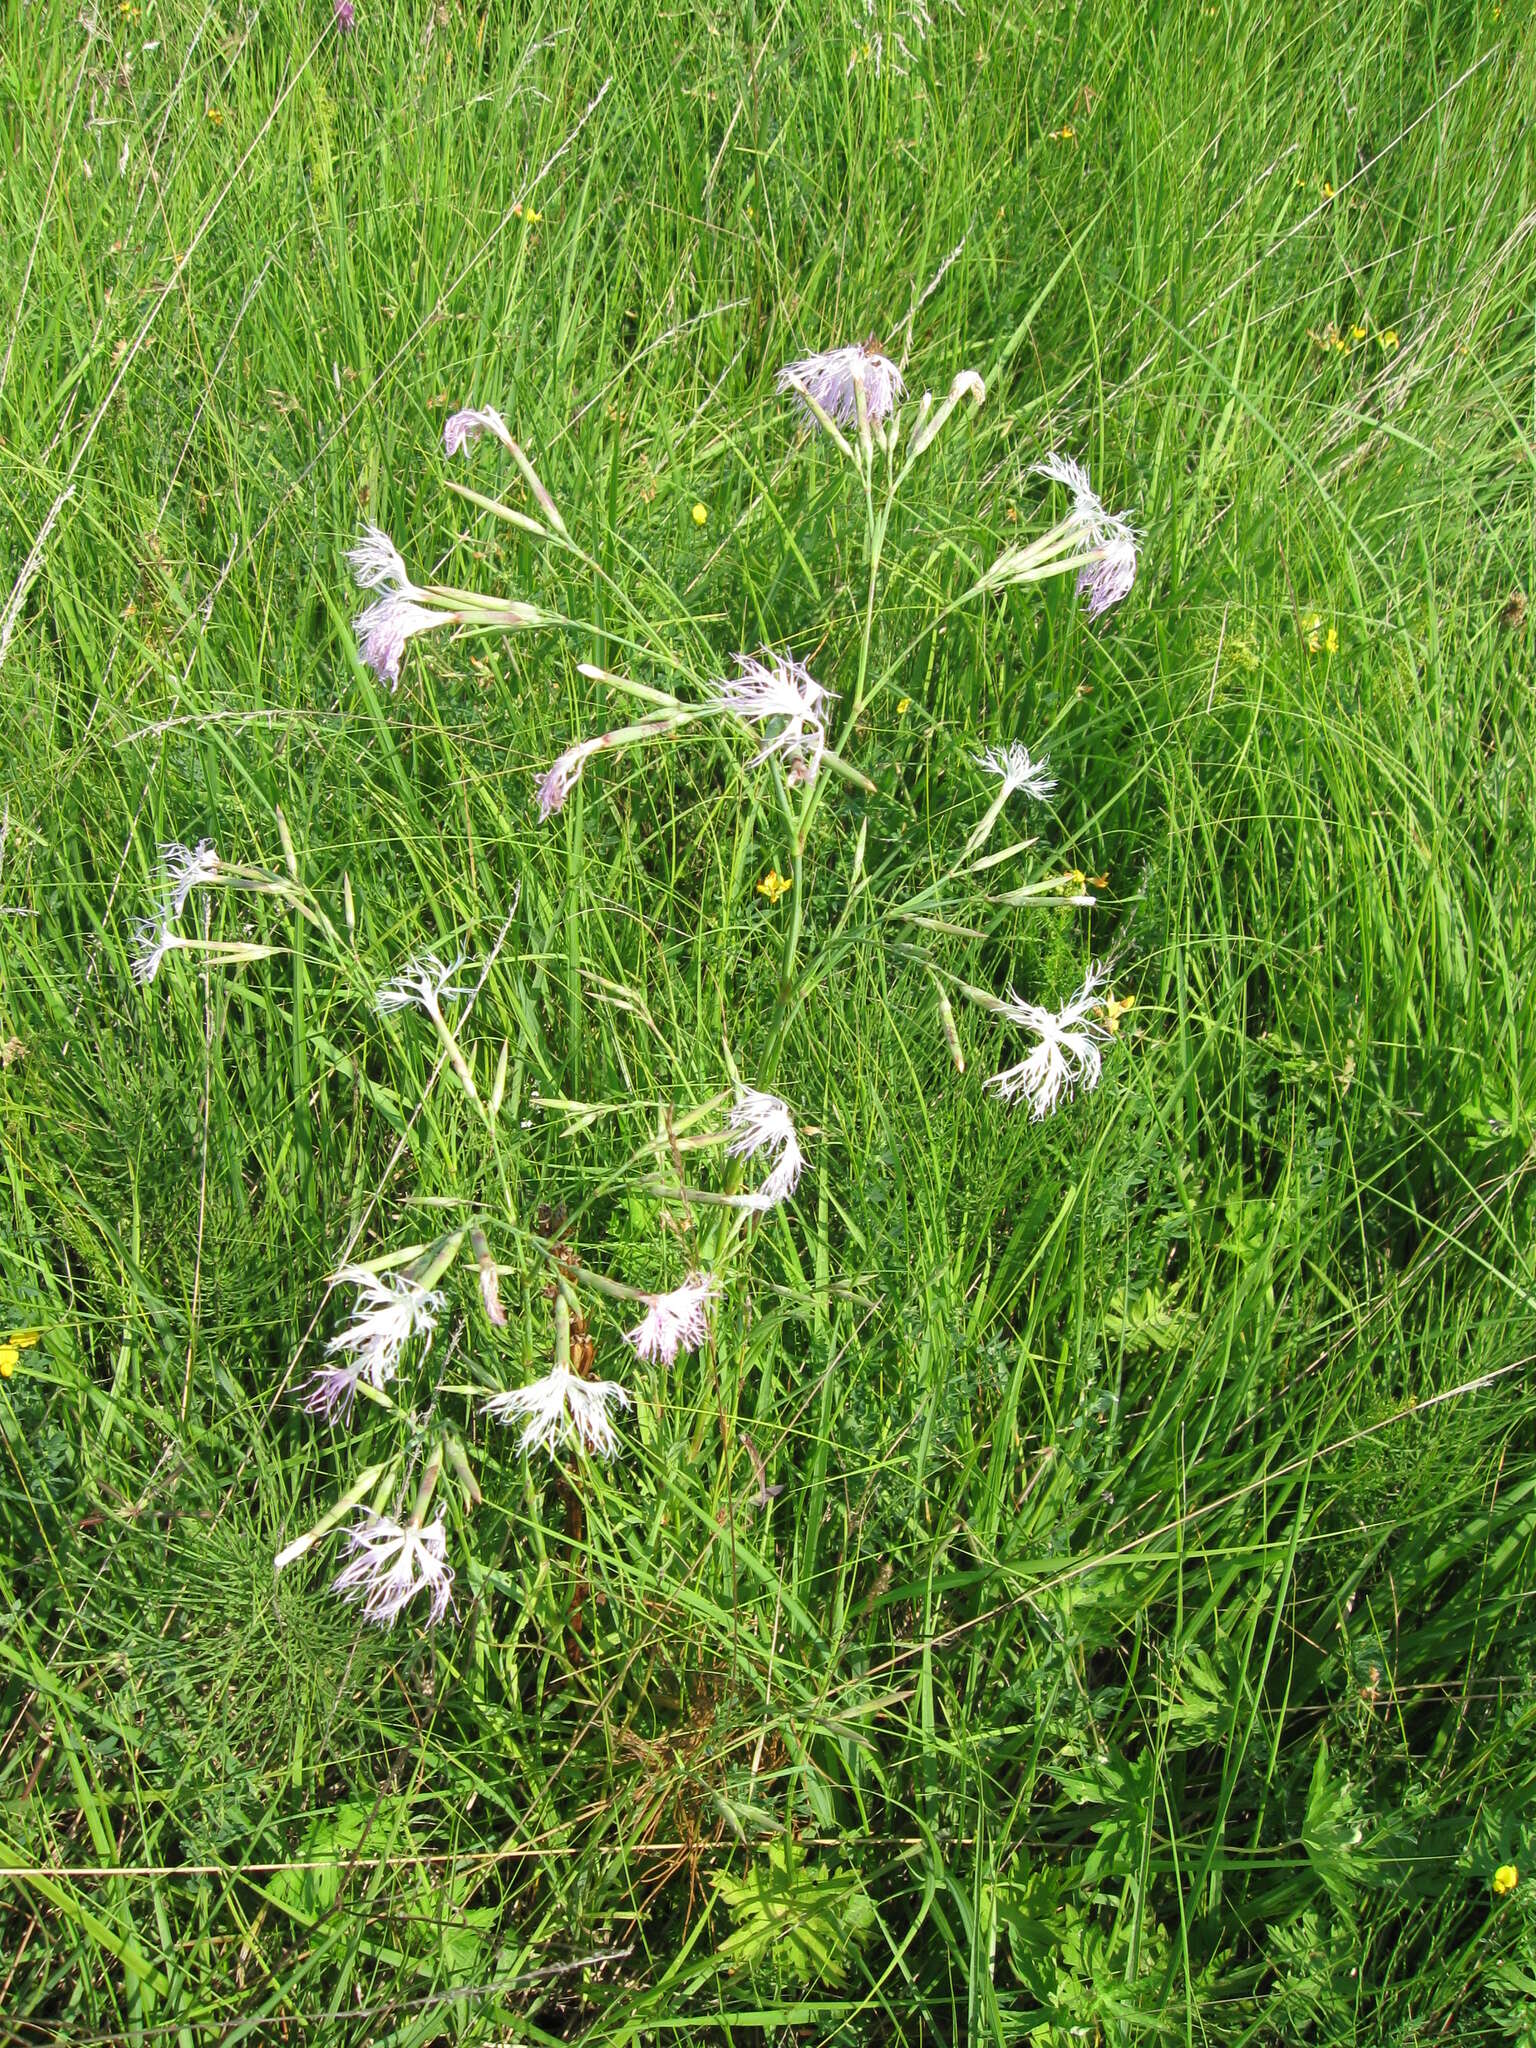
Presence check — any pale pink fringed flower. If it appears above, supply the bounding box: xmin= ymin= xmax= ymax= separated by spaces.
xmin=346 ymin=525 xmax=451 ymax=688
xmin=985 ymin=964 xmax=1109 ymax=1120
xmin=444 ymin=406 xmax=514 ymax=458
xmin=352 ymin=595 xmax=445 ymax=689
xmin=777 ymin=341 xmax=905 ymax=427
xmin=706 ymin=651 xmax=835 ymax=786
xmin=624 ymin=1272 xmax=718 ymax=1363
xmin=306 ymin=1265 xmax=443 ymax=1419
xmin=1032 ymin=453 xmax=1140 ymax=618
xmin=1079 ymin=528 xmax=1139 ymax=619
xmin=484 ymin=1364 xmax=633 ymax=1458
xmin=331 ymin=1510 xmax=454 ymax=1627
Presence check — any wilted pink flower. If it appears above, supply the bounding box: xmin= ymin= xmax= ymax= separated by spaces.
xmin=536 ymin=738 xmax=600 ymax=820
xmin=444 ymin=406 xmax=513 ymax=458
xmin=777 ymin=341 xmax=905 ymax=427
xmin=624 ymin=1272 xmax=718 ymax=1364
xmin=1078 ymin=526 xmax=1139 ymax=618
xmin=333 ymin=0 xmax=355 ymax=29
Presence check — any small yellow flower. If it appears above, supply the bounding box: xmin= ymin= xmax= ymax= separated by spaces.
xmin=206 ymin=106 xmax=224 ymax=125
xmin=511 ymin=205 xmax=542 ymax=223
xmin=1493 ymin=1864 xmax=1519 ymax=1896
xmin=1350 ymin=324 xmax=1368 ymax=342
xmin=1325 ymin=626 xmax=1339 ymax=655
xmin=757 ymin=869 xmax=791 ymax=905
xmin=691 ymin=502 xmax=708 ymax=527
xmin=1104 ymin=993 xmax=1136 ymax=1035
xmin=1300 ymin=609 xmax=1323 ymax=654
xmin=896 ymin=697 xmax=911 ymax=716
xmin=1380 ymin=328 xmax=1399 ymax=351
xmin=0 ymin=1347 xmax=17 ymax=1378
xmin=1321 ymin=179 xmax=1335 ymax=199
xmin=7 ymin=1331 xmax=40 ymax=1350
xmin=1051 ymin=124 xmax=1076 ymax=141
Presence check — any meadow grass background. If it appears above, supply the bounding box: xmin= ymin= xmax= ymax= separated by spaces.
xmin=3 ymin=0 xmax=1536 ymax=2038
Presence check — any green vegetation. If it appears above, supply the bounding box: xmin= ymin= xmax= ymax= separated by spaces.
xmin=2 ymin=0 xmax=1534 ymax=2039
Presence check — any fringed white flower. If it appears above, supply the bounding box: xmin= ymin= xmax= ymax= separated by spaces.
xmin=308 ymin=1265 xmax=443 ymax=1418
xmin=374 ymin=953 xmax=469 ymax=1018
xmin=347 ymin=524 xmax=419 ymax=596
xmin=706 ymin=651 xmax=836 ymax=786
xmin=352 ymin=594 xmax=448 ymax=689
xmin=444 ymin=406 xmax=514 ymax=458
xmin=130 ymin=911 xmax=175 ymax=986
xmin=985 ymin=964 xmax=1109 ymax=1120
xmin=974 ymin=744 xmax=1056 ymax=804
xmin=625 ymin=1272 xmax=718 ymax=1363
xmin=157 ymin=839 xmax=219 ymax=917
xmin=1032 ymin=452 xmax=1098 ymax=521
xmin=484 ymin=1364 xmax=633 ymax=1459
xmin=374 ymin=952 xmax=481 ymax=1102
xmin=728 ymin=1087 xmax=806 ymax=1211
xmin=777 ymin=341 xmax=905 ymax=427
xmin=331 ymin=1510 xmax=454 ymax=1627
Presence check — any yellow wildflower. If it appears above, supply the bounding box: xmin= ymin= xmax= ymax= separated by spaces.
xmin=0 ymin=1347 xmax=17 ymax=1378
xmin=1050 ymin=124 xmax=1076 ymax=141
xmin=691 ymin=502 xmax=708 ymax=527
xmin=896 ymin=697 xmax=911 ymax=716
xmin=1104 ymin=993 xmax=1136 ymax=1035
xmin=1494 ymin=1865 xmax=1519 ymax=1896
xmin=1350 ymin=324 xmax=1367 ymax=342
xmin=1321 ymin=180 xmax=1335 ymax=199
xmin=1380 ymin=329 xmax=1399 ymax=350
xmin=757 ymin=870 xmax=791 ymax=905
xmin=7 ymin=1331 xmax=40 ymax=1350
xmin=1325 ymin=626 xmax=1339 ymax=655
xmin=206 ymin=106 xmax=224 ymax=126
